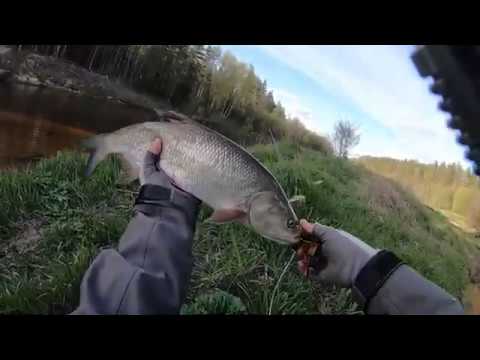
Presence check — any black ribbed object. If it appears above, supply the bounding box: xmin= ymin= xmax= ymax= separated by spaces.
xmin=412 ymin=45 xmax=480 ymax=176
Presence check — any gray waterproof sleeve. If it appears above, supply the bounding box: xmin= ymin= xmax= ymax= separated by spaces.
xmin=366 ymin=265 xmax=464 ymax=315
xmin=71 ymin=192 xmax=201 ymax=315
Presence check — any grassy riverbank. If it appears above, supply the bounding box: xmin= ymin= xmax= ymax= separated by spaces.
xmin=0 ymin=143 xmax=478 ymax=314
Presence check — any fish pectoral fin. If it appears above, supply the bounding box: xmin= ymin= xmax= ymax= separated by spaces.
xmin=234 ymin=215 xmax=249 ymax=226
xmin=208 ymin=209 xmax=247 ymax=224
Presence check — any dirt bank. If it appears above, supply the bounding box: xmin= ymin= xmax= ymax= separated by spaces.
xmin=0 ymin=46 xmax=163 ymax=114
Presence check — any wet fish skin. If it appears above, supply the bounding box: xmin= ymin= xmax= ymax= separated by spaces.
xmin=82 ymin=114 xmax=301 ymax=245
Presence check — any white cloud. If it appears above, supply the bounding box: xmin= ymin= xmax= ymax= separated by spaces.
xmin=257 ymin=45 xmax=469 ymax=166
xmin=270 ymin=88 xmax=320 ymax=134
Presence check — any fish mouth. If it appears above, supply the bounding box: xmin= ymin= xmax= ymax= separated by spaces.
xmin=292 ymin=233 xmax=303 ymax=244
xmin=278 ymin=232 xmax=303 ymax=246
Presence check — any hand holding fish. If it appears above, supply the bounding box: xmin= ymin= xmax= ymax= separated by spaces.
xmin=82 ymin=115 xmax=301 ymax=245
xmin=296 ymin=219 xmax=379 ymax=288
xmin=141 ymin=137 xmax=172 ymax=187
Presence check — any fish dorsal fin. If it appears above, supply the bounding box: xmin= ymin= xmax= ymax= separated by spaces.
xmin=158 ymin=110 xmax=193 ymax=123
xmin=208 ymin=209 xmax=247 ymax=224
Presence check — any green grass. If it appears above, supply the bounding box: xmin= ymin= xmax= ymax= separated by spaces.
xmin=0 ymin=143 xmax=478 ymax=314
xmin=0 ymin=152 xmax=133 ymax=313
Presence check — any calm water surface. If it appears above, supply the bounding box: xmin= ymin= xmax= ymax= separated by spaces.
xmin=0 ymin=83 xmax=154 ymax=169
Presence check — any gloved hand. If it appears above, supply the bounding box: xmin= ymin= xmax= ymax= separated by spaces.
xmin=297 ymin=219 xmax=379 ymax=288
xmin=140 ymin=137 xmax=173 ymax=187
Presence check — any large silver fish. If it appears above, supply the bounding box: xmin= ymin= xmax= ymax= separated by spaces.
xmin=82 ymin=111 xmax=301 ymax=245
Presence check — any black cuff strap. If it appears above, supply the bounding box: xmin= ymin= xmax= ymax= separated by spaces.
xmin=135 ymin=185 xmax=171 ymax=206
xmin=352 ymin=250 xmax=404 ymax=312
xmin=134 ymin=184 xmax=201 ymax=221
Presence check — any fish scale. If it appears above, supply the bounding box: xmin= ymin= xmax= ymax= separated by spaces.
xmin=82 ymin=116 xmax=301 ymax=245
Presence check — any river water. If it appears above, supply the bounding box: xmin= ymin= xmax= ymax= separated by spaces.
xmin=0 ymin=83 xmax=154 ymax=169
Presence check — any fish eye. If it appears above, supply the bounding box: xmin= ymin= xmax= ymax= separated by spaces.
xmin=287 ymin=218 xmax=296 ymax=229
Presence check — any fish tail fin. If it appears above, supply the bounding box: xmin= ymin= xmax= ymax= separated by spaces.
xmin=81 ymin=135 xmax=109 ymax=177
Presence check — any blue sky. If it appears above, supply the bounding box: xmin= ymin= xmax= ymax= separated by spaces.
xmin=221 ymin=45 xmax=470 ymax=168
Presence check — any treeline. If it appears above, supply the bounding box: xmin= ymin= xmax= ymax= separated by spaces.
xmin=15 ymin=45 xmax=332 ymax=153
xmin=358 ymin=156 xmax=480 ymax=230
